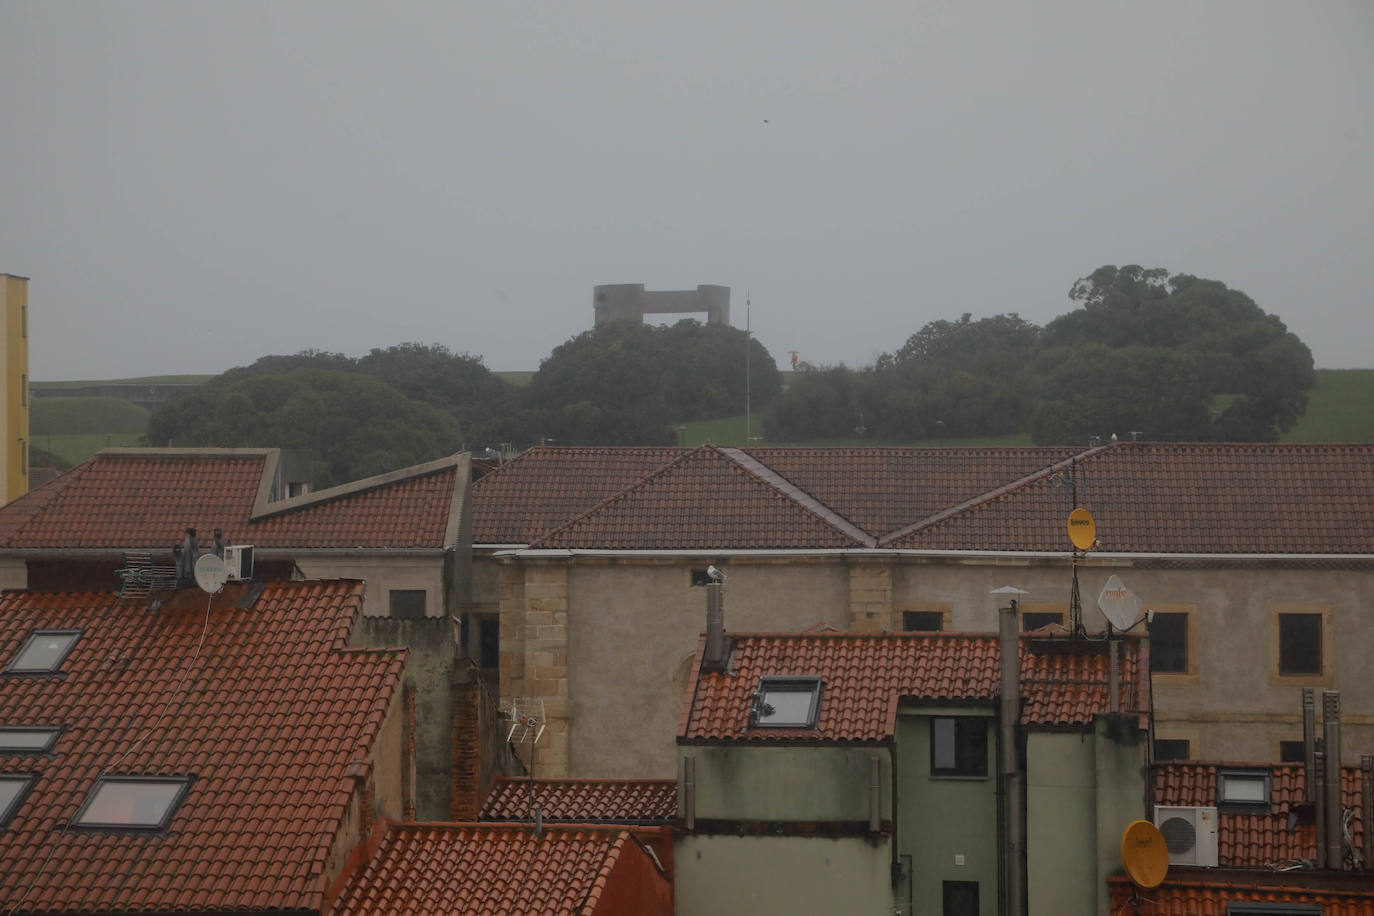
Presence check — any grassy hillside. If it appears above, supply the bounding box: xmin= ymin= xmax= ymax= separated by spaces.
xmin=1281 ymin=369 xmax=1374 ymax=443
xmin=32 ymin=397 xmax=149 ymax=436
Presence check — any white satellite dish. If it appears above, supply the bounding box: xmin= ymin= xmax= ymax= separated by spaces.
xmin=193 ymin=554 xmax=229 ymax=594
xmin=1097 ymin=574 xmax=1141 ymax=630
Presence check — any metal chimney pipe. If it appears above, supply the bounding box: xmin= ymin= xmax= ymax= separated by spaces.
xmin=999 ymin=596 xmax=1025 ymax=916
xmin=1323 ymin=690 xmax=1344 ymax=869
xmin=1315 ymin=751 xmax=1327 ymax=870
xmin=869 ymin=756 xmax=882 ymax=834
xmin=704 ymin=583 xmax=725 ymax=671
xmin=1303 ymin=688 xmax=1317 ymax=802
xmin=1361 ymin=755 xmax=1372 ymax=872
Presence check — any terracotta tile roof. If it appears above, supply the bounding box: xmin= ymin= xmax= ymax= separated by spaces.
xmin=479 ymin=777 xmax=677 ymax=823
xmin=532 ymin=446 xmax=867 ymax=549
xmin=0 ymin=580 xmax=406 ymax=914
xmin=1108 ymin=874 xmax=1374 ymax=915
xmin=1154 ymin=762 xmax=1366 ymax=868
xmin=679 ymin=632 xmax=1148 ymax=742
xmin=748 ymin=446 xmax=1078 ymax=539
xmin=888 ymin=442 xmax=1374 ymax=553
xmin=471 ymin=446 xmax=684 ymax=544
xmin=0 ymin=450 xmax=462 ymax=550
xmin=327 ymin=823 xmax=658 ymax=915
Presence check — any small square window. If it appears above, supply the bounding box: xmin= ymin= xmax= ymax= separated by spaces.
xmin=1021 ymin=611 xmax=1063 ymax=631
xmin=931 ymin=717 xmax=988 ymax=778
xmin=5 ymin=630 xmax=80 ymax=675
xmin=1150 ymin=612 xmax=1189 ymax=674
xmin=1218 ymin=768 xmax=1271 ymax=810
xmin=1279 ymin=741 xmax=1306 ymax=764
xmin=1278 ymin=613 xmax=1322 ymax=676
xmin=751 ymin=676 xmax=822 ymax=728
xmin=943 ymin=880 xmax=980 ymax=916
xmin=388 ymin=589 xmax=427 ymax=619
xmin=73 ymin=776 xmax=192 ymax=830
xmin=0 ymin=773 xmax=36 ymax=828
xmin=1153 ymin=739 xmax=1190 ymax=761
xmin=903 ymin=611 xmax=944 ymax=632
xmin=0 ymin=727 xmax=60 ymax=754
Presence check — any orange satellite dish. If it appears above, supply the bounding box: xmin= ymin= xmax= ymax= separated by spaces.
xmin=1121 ymin=819 xmax=1169 ymax=888
xmin=1067 ymin=507 xmax=1096 ymax=551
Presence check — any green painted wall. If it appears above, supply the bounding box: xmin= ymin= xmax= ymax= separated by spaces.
xmin=1027 ymin=732 xmax=1098 ymax=913
xmin=675 ymin=835 xmax=893 ymax=915
xmin=681 ymin=745 xmax=891 ymax=822
xmin=896 ymin=712 xmax=999 ymax=916
xmin=1092 ymin=715 xmax=1148 ymax=909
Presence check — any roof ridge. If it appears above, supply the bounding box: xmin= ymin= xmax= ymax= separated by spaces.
xmin=879 ymin=442 xmax=1117 ymax=546
xmin=721 ymin=447 xmax=876 ymax=546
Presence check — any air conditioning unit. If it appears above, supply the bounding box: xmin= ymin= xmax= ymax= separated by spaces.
xmin=1154 ymin=805 xmax=1218 ymax=867
xmin=222 ymin=545 xmax=254 ymax=582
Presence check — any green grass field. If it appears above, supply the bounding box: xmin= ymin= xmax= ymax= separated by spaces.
xmin=1281 ymin=369 xmax=1374 ymax=443
xmin=31 ymin=375 xmax=213 ymax=389
xmin=32 ymin=397 xmax=149 ymax=436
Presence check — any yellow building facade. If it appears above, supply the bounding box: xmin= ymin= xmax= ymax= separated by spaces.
xmin=0 ymin=274 xmax=29 ymax=502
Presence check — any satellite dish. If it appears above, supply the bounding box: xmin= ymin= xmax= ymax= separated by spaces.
xmin=1097 ymin=574 xmax=1142 ymax=630
xmin=1120 ymin=819 xmax=1169 ymax=888
xmin=1067 ymin=507 xmax=1096 ymax=551
xmin=193 ymin=554 xmax=228 ymax=594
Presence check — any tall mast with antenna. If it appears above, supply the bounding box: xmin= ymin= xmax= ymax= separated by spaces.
xmin=745 ymin=290 xmax=751 ymax=446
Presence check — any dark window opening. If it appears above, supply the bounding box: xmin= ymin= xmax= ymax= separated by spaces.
xmin=942 ymin=880 xmax=979 ymax=916
xmin=1279 ymin=741 xmax=1306 ymax=764
xmin=1021 ymin=611 xmax=1063 ymax=631
xmin=1150 ymin=612 xmax=1189 ymax=673
xmin=1278 ymin=613 xmax=1322 ymax=676
xmin=479 ymin=615 xmax=500 ymax=670
xmin=388 ymin=589 xmax=427 ymax=619
xmin=1154 ymin=739 xmax=1190 ymax=761
xmin=931 ymin=717 xmax=988 ymax=778
xmin=903 ymin=611 xmax=944 ymax=632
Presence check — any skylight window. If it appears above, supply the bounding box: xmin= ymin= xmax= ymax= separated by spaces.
xmin=72 ymin=776 xmax=192 ymax=831
xmin=0 ymin=774 xmax=36 ymax=828
xmin=1218 ymin=768 xmax=1271 ymax=810
xmin=0 ymin=727 xmax=60 ymax=754
xmin=5 ymin=630 xmax=80 ymax=675
xmin=750 ymin=676 xmax=822 ymax=728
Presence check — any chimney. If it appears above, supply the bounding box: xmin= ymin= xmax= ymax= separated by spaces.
xmin=174 ymin=527 xmax=199 ymax=588
xmin=1323 ymin=690 xmax=1343 ymax=869
xmin=1315 ymin=751 xmax=1328 ymax=870
xmin=993 ymin=587 xmax=1027 ymax=916
xmin=702 ymin=582 xmax=728 ymax=672
xmin=1303 ymin=688 xmax=1317 ymax=803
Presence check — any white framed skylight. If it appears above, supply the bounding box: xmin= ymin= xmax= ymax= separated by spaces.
xmin=0 ymin=727 xmax=60 ymax=754
xmin=0 ymin=773 xmax=36 ymax=828
xmin=72 ymin=776 xmax=192 ymax=831
xmin=5 ymin=630 xmax=80 ymax=675
xmin=1218 ymin=768 xmax=1271 ymax=809
xmin=751 ymin=676 xmax=822 ymax=728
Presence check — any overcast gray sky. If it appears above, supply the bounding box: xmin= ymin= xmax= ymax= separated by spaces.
xmin=2 ymin=1 xmax=1370 ymax=380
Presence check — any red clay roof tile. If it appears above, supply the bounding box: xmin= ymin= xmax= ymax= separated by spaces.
xmin=680 ymin=632 xmax=1147 ymax=741
xmin=479 ymin=777 xmax=677 ymax=823
xmin=1108 ymin=874 xmax=1374 ymax=914
xmin=0 ymin=580 xmax=406 ymax=913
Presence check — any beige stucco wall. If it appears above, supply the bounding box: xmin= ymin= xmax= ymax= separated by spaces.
xmin=674 ymin=835 xmax=893 ymax=916
xmin=298 ymin=555 xmax=447 ymax=618
xmin=0 ymin=557 xmax=25 ymax=590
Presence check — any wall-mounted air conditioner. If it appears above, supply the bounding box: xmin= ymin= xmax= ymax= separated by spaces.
xmin=222 ymin=545 xmax=254 ymax=582
xmin=1154 ymin=805 xmax=1219 ymax=867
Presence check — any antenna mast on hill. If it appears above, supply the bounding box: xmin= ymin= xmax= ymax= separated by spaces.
xmin=745 ymin=290 xmax=751 ymax=447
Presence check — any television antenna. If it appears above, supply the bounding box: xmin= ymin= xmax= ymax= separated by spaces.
xmin=503 ymin=697 xmax=547 ymax=834
xmin=1066 ymin=507 xmax=1096 ymax=635
xmin=193 ymin=554 xmax=229 ymax=595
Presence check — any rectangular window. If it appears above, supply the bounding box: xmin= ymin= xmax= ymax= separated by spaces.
xmin=1153 ymin=739 xmax=1190 ymax=761
xmin=903 ymin=610 xmax=944 ymax=632
xmin=5 ymin=630 xmax=80 ymax=675
xmin=1226 ymin=904 xmax=1320 ymax=915
xmin=1278 ymin=613 xmax=1322 ymax=676
xmin=479 ymin=615 xmax=500 ymax=670
xmin=931 ymin=717 xmax=988 ymax=778
xmin=1279 ymin=741 xmax=1306 ymax=764
xmin=388 ymin=589 xmax=427 ymax=619
xmin=0 ymin=773 xmax=35 ymax=828
xmin=73 ymin=776 xmax=191 ymax=830
xmin=0 ymin=727 xmax=60 ymax=754
xmin=1218 ymin=768 xmax=1271 ymax=810
xmin=942 ymin=880 xmax=979 ymax=916
xmin=751 ymin=676 xmax=822 ymax=728
xmin=1150 ymin=612 xmax=1189 ymax=674
xmin=1021 ymin=611 xmax=1063 ymax=631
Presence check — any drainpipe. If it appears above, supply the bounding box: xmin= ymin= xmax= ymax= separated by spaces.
xmin=1303 ymin=688 xmax=1317 ymax=803
xmin=995 ymin=588 xmax=1026 ymax=916
xmin=684 ymin=755 xmax=696 ymax=832
xmin=868 ymin=756 xmax=882 ymax=834
xmin=1361 ymin=755 xmax=1372 ymax=872
xmin=1315 ymin=752 xmax=1327 ymax=870
xmin=1323 ymin=690 xmax=1343 ymax=869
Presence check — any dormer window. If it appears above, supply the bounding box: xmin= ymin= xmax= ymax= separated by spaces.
xmin=5 ymin=630 xmax=80 ymax=675
xmin=750 ymin=676 xmax=822 ymax=728
xmin=73 ymin=776 xmax=192 ymax=831
xmin=1218 ymin=768 xmax=1271 ymax=810
xmin=0 ymin=727 xmax=60 ymax=754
